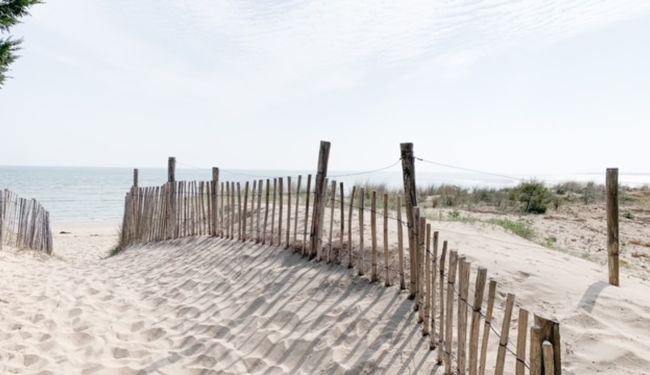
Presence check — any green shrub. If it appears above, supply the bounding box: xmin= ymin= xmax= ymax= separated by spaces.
xmin=511 ymin=180 xmax=551 ymax=214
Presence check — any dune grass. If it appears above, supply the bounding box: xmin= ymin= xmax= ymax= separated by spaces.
xmin=488 ymin=218 xmax=535 ymax=240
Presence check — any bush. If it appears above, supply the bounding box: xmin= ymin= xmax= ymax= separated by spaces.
xmin=511 ymin=180 xmax=551 ymax=214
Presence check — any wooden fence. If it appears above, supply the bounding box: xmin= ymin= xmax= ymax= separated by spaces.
xmin=119 ymin=145 xmax=562 ymax=375
xmin=0 ymin=189 xmax=53 ymax=254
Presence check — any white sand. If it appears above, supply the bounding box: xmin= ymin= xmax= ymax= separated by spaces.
xmin=1 ymin=221 xmax=649 ymax=374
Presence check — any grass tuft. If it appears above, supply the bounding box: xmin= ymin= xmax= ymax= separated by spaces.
xmin=488 ymin=218 xmax=535 ymax=240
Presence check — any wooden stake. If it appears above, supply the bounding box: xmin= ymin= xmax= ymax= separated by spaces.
xmin=251 ymin=179 xmax=256 ymax=239
xmin=347 ymin=185 xmax=356 ymax=268
xmin=411 ymin=206 xmax=420 ymax=301
xmin=479 ymin=279 xmax=497 ymax=375
xmin=303 ymin=174 xmax=312 ymax=255
xmin=542 ymin=341 xmax=555 ymax=375
xmin=423 ymin=223 xmax=432 ymax=336
xmin=371 ymin=190 xmax=378 ymax=282
xmin=237 ymin=181 xmax=248 ymax=241
xmin=220 ymin=181 xmax=224 ymax=236
xmin=328 ymin=180 xmax=336 ymax=262
xmin=168 ymin=156 xmax=176 ymax=182
xmin=358 ymin=187 xmax=365 ymax=276
xmin=278 ymin=177 xmax=283 ymax=247
xmin=531 ymin=315 xmax=562 ymax=375
xmin=293 ymin=175 xmax=302 ymax=248
xmin=606 ymin=168 xmax=619 ymax=286
xmin=383 ymin=193 xmax=390 ymax=286
xmin=263 ymin=179 xmax=270 ymax=244
xmin=457 ymin=258 xmax=471 ymax=375
xmin=400 ymin=143 xmax=418 ymax=300
xmin=339 ymin=181 xmax=344 ymax=264
xmin=257 ymin=179 xmax=262 ymax=242
xmin=286 ymin=176 xmax=291 ymax=248
xmin=444 ymin=250 xmax=459 ymax=374
xmin=437 ymin=240 xmax=448 ymax=364
xmin=515 ymin=308 xmax=529 ymax=375
xmin=530 ymin=327 xmax=542 ymax=375
xmin=309 ymin=141 xmax=331 ymax=258
xmin=212 ymin=168 xmax=220 ymax=236
xmin=237 ymin=182 xmax=242 ymax=241
xmin=430 ymin=230 xmax=439 ymax=350
xmin=416 ymin=212 xmax=425 ymax=316
xmin=469 ymin=267 xmax=487 ymax=375
xmin=271 ymin=178 xmax=277 ymax=245
xmin=494 ymin=293 xmax=516 ymax=375
xmin=397 ymin=195 xmax=405 ymax=290
xmin=133 ymin=168 xmax=139 ymax=188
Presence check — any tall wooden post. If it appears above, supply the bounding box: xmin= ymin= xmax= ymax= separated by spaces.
xmin=133 ymin=168 xmax=139 ymax=188
xmin=606 ymin=168 xmax=619 ymax=286
xmin=167 ymin=157 xmax=176 ymax=239
xmin=212 ymin=167 xmax=219 ymax=237
xmin=309 ymin=141 xmax=331 ymax=258
xmin=400 ymin=143 xmax=418 ymax=299
xmin=168 ymin=157 xmax=176 ymax=183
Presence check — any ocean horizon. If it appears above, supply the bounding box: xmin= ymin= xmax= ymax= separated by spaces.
xmin=1 ymin=165 xmax=649 ymax=223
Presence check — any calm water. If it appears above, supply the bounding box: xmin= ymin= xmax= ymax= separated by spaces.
xmin=1 ymin=166 xmax=648 ymax=223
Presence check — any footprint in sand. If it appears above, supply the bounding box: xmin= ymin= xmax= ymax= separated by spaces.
xmin=30 ymin=313 xmax=45 ymax=323
xmin=68 ymin=332 xmax=94 ymax=347
xmin=23 ymin=353 xmax=45 ymax=367
xmin=68 ymin=308 xmax=82 ymax=318
xmin=141 ymin=327 xmax=166 ymax=342
xmin=111 ymin=347 xmax=130 ymax=359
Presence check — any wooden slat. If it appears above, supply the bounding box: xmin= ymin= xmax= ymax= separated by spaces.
xmin=494 ymin=293 xmax=516 ymax=375
xmin=469 ymin=267 xmax=487 ymax=375
xmin=347 ymin=186 xmax=356 ymax=268
xmin=515 ymin=308 xmax=529 ymax=375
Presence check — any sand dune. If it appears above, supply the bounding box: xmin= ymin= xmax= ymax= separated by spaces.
xmin=1 ymin=222 xmax=649 ymax=374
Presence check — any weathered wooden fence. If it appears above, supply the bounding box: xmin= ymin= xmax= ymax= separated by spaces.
xmin=119 ymin=143 xmax=562 ymax=374
xmin=0 ymin=189 xmax=53 ymax=254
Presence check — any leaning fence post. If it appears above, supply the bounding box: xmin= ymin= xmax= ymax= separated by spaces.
xmin=606 ymin=168 xmax=619 ymax=286
xmin=400 ymin=142 xmax=417 ymax=300
xmin=309 ymin=141 xmax=331 ymax=259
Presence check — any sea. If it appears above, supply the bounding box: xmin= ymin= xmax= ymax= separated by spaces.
xmin=1 ymin=166 xmax=649 ymax=223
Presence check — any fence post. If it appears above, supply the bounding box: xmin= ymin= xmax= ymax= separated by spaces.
xmin=212 ymin=167 xmax=219 ymax=237
xmin=400 ymin=142 xmax=417 ymax=299
xmin=168 ymin=157 xmax=176 ymax=183
xmin=167 ymin=157 xmax=176 ymax=239
xmin=309 ymin=141 xmax=331 ymax=258
xmin=530 ymin=315 xmax=562 ymax=375
xmin=606 ymin=168 xmax=619 ymax=286
xmin=133 ymin=168 xmax=139 ymax=188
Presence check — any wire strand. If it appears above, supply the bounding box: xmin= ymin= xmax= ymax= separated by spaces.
xmin=414 ymin=156 xmax=524 ymax=182
xmin=329 ymin=158 xmax=402 ymax=178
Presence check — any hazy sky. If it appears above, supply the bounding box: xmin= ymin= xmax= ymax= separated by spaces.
xmin=1 ymin=0 xmax=649 ymax=175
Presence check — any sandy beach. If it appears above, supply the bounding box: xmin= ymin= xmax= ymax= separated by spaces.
xmin=1 ymin=218 xmax=649 ymax=374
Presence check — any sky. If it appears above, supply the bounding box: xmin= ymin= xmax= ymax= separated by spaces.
xmin=1 ymin=0 xmax=649 ymax=176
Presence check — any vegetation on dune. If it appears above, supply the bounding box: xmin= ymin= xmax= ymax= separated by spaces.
xmin=511 ymin=180 xmax=551 ymax=214
xmin=488 ymin=218 xmax=535 ymax=240
xmin=355 ymin=179 xmax=643 ymax=214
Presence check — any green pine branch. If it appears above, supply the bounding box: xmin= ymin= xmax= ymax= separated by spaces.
xmin=0 ymin=0 xmax=41 ymax=87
